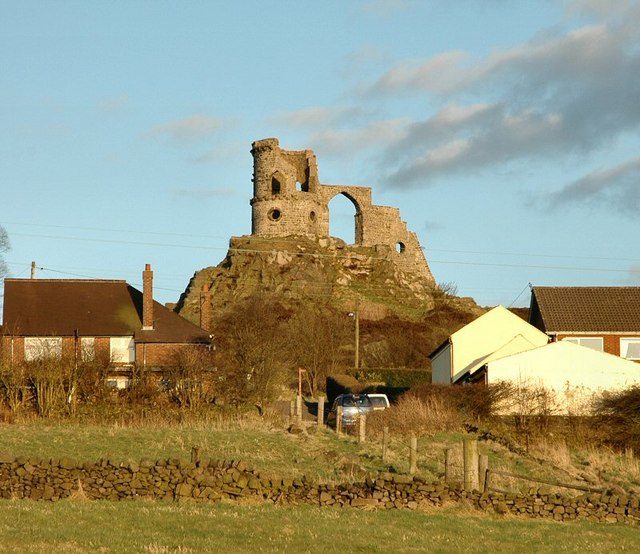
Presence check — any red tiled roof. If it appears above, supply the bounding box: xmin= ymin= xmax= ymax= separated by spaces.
xmin=531 ymin=286 xmax=640 ymax=333
xmin=2 ymin=279 xmax=209 ymax=344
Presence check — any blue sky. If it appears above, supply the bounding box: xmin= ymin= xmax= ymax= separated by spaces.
xmin=1 ymin=0 xmax=639 ymax=310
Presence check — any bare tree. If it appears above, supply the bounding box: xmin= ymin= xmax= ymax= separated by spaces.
xmin=215 ymin=295 xmax=290 ymax=409
xmin=283 ymin=306 xmax=351 ymax=396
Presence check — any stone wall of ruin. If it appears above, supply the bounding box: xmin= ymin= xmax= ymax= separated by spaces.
xmin=250 ymin=138 xmax=435 ymax=284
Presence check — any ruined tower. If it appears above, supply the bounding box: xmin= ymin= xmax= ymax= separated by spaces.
xmin=250 ymin=138 xmax=434 ymax=282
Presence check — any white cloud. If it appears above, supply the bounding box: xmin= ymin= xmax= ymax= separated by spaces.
xmin=146 ymin=114 xmax=224 ymax=142
xmin=545 ymin=156 xmax=640 ymax=215
xmin=366 ymin=5 xmax=640 ymax=188
xmin=309 ymin=118 xmax=411 ymax=158
xmin=270 ymin=105 xmax=371 ymax=129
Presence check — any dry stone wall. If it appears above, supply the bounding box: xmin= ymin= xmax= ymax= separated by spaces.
xmin=1 ymin=453 xmax=639 ymax=525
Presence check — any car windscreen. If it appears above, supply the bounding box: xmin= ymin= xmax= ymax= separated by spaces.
xmin=342 ymin=396 xmax=372 ymax=408
xmin=369 ymin=397 xmax=388 ymax=408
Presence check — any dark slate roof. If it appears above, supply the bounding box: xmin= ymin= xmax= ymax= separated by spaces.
xmin=2 ymin=279 xmax=209 ymax=344
xmin=530 ymin=286 xmax=640 ymax=333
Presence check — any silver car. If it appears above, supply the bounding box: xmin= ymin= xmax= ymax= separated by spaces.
xmin=327 ymin=394 xmax=374 ymax=428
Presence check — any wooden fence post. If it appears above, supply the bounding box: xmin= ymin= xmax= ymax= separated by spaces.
xmin=463 ymin=438 xmax=479 ymax=491
xmin=359 ymin=414 xmax=366 ymax=443
xmin=317 ymin=395 xmax=325 ymax=430
xmin=444 ymin=448 xmax=453 ymax=484
xmin=382 ymin=426 xmax=389 ymax=463
xmin=409 ymin=433 xmax=418 ymax=474
xmin=336 ymin=406 xmax=343 ymax=436
xmin=296 ymin=394 xmax=303 ymax=426
xmin=478 ymin=454 xmax=489 ymax=492
xmin=289 ymin=399 xmax=295 ymax=424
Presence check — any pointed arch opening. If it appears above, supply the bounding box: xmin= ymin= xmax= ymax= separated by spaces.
xmin=328 ymin=192 xmax=360 ymax=245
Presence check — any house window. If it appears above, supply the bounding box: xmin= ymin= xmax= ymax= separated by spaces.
xmin=109 ymin=337 xmax=135 ymax=364
xmin=24 ymin=337 xmax=62 ymax=361
xmin=81 ymin=337 xmax=95 ymax=362
xmin=562 ymin=337 xmax=604 ymax=352
xmin=620 ymin=338 xmax=640 ymax=360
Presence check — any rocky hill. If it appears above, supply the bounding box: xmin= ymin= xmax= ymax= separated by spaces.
xmin=176 ymin=234 xmax=482 ymax=331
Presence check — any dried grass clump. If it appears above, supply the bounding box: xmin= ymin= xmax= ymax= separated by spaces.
xmin=368 ymin=394 xmax=462 ymax=437
xmin=405 ymin=383 xmax=508 ymax=420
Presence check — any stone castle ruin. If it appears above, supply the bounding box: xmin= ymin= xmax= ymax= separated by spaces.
xmin=250 ymin=138 xmax=434 ymax=282
xmin=177 ymin=138 xmax=438 ymax=323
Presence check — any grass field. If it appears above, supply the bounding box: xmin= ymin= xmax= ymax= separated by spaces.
xmin=1 ymin=420 xmax=639 ymax=551
xmin=0 ymin=500 xmax=637 ymax=553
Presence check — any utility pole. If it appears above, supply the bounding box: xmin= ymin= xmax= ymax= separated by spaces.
xmin=30 ymin=261 xmax=36 ymax=279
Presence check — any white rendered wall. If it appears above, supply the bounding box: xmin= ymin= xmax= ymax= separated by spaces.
xmin=487 ymin=341 xmax=640 ymax=415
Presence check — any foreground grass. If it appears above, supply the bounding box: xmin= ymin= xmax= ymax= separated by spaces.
xmin=0 ymin=500 xmax=636 ymax=553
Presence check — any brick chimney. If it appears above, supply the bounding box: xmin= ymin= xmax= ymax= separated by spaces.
xmin=200 ymin=282 xmax=212 ymax=332
xmin=142 ymin=263 xmax=154 ymax=330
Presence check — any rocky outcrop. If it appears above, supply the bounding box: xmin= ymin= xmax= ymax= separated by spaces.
xmin=176 ymin=234 xmax=453 ymax=324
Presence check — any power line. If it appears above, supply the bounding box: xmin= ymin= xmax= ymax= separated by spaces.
xmin=4 ymin=220 xmax=639 ymax=264
xmin=508 ymin=282 xmax=531 ymax=308
xmin=7 ymin=231 xmax=637 ymax=274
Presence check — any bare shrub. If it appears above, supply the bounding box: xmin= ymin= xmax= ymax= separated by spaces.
xmin=24 ymin=357 xmax=73 ymax=417
xmin=283 ymin=305 xmax=352 ymax=396
xmin=164 ymin=348 xmax=217 ymax=409
xmin=406 ymin=382 xmax=509 ymax=420
xmin=593 ymin=386 xmax=640 ymax=452
xmin=0 ymin=362 xmax=28 ymax=412
xmin=368 ymin=394 xmax=462 ymax=437
xmin=214 ymin=295 xmax=291 ymax=408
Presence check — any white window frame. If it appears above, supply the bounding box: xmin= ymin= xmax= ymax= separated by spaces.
xmin=24 ymin=337 xmax=63 ymax=361
xmin=80 ymin=337 xmax=95 ymax=362
xmin=620 ymin=338 xmax=640 ymax=360
xmin=561 ymin=336 xmax=604 ymax=352
xmin=109 ymin=337 xmax=135 ymax=364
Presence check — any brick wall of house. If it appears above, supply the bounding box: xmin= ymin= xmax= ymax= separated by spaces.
xmin=1 ymin=335 xmax=205 ymax=367
xmin=555 ymin=334 xmax=640 ymax=358
xmin=0 ymin=336 xmax=24 ymax=364
xmin=135 ymin=343 xmax=207 ymax=367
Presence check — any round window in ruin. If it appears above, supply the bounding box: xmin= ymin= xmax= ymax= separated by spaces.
xmin=396 ymin=241 xmax=406 ymax=254
xmin=309 ymin=211 xmax=317 ymax=222
xmin=268 ymin=208 xmax=282 ymax=221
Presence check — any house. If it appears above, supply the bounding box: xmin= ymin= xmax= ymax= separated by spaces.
xmin=430 ymin=305 xmax=549 ymax=384
xmin=0 ymin=264 xmax=210 ymax=388
xmin=473 ymin=341 xmax=640 ymax=415
xmin=529 ymin=287 xmax=640 ymax=362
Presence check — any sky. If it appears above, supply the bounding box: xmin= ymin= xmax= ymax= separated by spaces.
xmin=1 ymin=0 xmax=639 ymax=312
